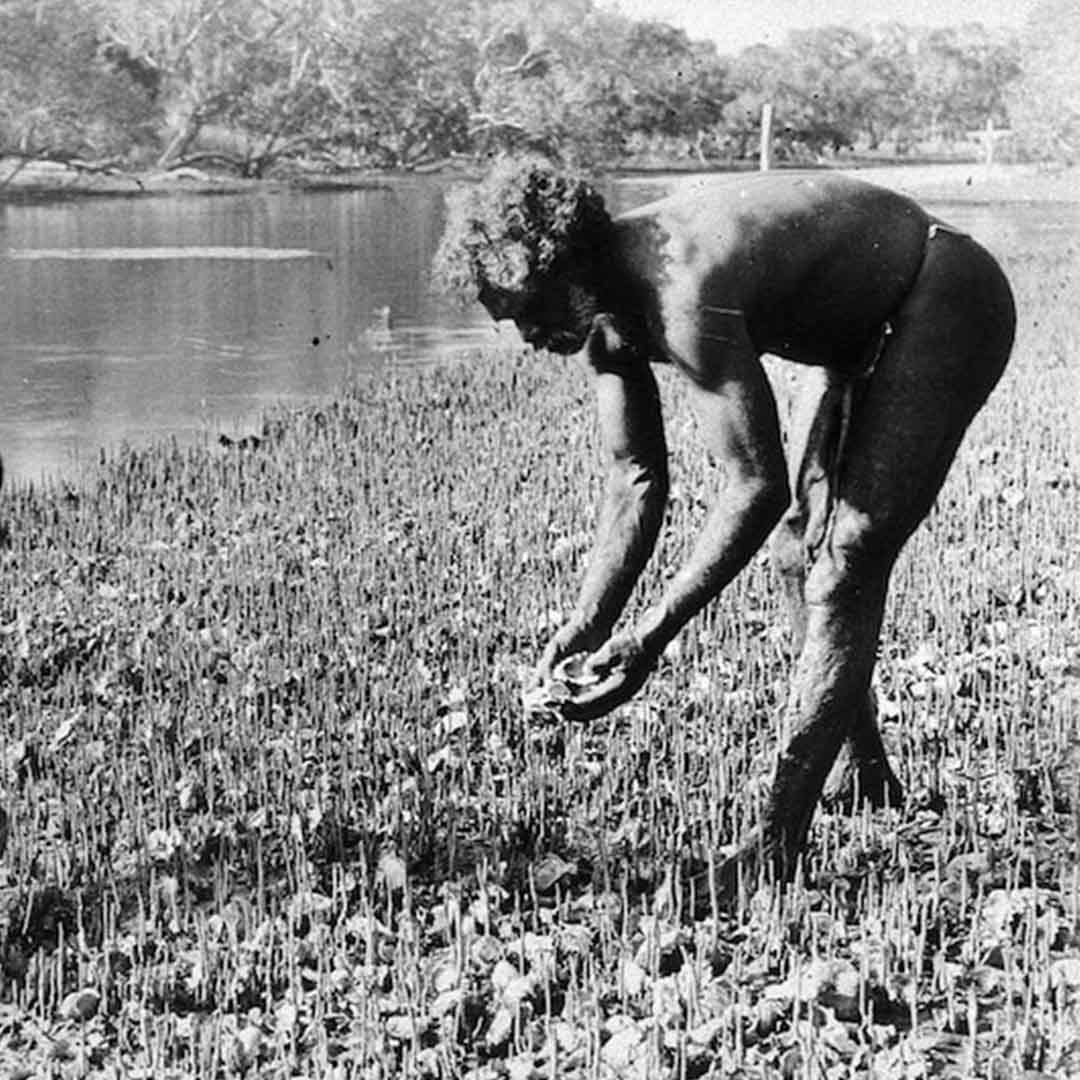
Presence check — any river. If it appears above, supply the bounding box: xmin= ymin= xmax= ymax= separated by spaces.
xmin=1 ymin=173 xmax=1075 ymax=485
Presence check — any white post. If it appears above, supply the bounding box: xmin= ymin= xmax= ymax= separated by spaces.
xmin=759 ymin=103 xmax=774 ymax=171
xmin=967 ymin=118 xmax=1012 ymax=173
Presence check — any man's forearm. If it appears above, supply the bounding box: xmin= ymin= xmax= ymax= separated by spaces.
xmin=637 ymin=479 xmax=786 ymax=653
xmin=567 ymin=459 xmax=669 ymax=647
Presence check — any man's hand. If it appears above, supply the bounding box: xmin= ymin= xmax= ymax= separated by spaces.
xmin=534 ymin=621 xmax=601 ymax=685
xmin=561 ymin=630 xmax=658 ymax=721
xmin=524 ymin=629 xmax=659 ymax=723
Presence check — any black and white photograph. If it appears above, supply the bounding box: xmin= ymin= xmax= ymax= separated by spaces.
xmin=1 ymin=0 xmax=1078 ymax=1075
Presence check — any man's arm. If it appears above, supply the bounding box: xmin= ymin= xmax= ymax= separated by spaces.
xmin=636 ymin=356 xmax=789 ymax=656
xmin=538 ymin=327 xmax=669 ymax=676
xmin=563 ymin=350 xmax=790 ymax=719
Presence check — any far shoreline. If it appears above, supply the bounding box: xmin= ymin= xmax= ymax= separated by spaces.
xmin=2 ymin=157 xmax=1078 ymax=206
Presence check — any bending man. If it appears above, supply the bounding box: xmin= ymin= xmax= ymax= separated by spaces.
xmin=436 ymin=160 xmax=1015 ymax=886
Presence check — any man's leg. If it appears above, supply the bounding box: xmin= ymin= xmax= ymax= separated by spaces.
xmin=760 ymin=233 xmax=1015 ymax=881
xmin=771 ymin=371 xmax=902 ymax=812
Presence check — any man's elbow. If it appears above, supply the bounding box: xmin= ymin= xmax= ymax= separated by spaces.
xmin=739 ymin=472 xmax=789 ymax=534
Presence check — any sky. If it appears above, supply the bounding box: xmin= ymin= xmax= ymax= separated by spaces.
xmin=597 ymin=0 xmax=1036 ymax=52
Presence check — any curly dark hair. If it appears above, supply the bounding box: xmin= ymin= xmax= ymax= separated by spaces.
xmin=433 ymin=156 xmax=614 ymax=305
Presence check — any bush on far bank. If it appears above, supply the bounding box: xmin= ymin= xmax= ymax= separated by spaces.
xmin=1 ymin=0 xmax=1074 ymax=180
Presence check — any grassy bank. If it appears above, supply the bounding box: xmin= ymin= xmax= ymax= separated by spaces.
xmin=1 ymin=231 xmax=1079 ymax=1077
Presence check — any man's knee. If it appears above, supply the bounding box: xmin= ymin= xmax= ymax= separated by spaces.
xmin=770 ymin=507 xmax=806 ymax=581
xmin=804 ymin=504 xmax=892 ymax=607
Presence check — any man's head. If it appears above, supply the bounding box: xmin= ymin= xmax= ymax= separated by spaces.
xmin=434 ymin=157 xmax=614 ymax=354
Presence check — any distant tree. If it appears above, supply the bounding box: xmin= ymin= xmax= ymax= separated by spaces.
xmin=469 ymin=1 xmax=634 ymax=164
xmin=314 ymin=0 xmax=479 ymax=169
xmin=0 ymin=0 xmax=1032 ymax=176
xmin=214 ymin=2 xmax=337 ymax=176
xmin=720 ymin=22 xmax=1019 ymax=161
xmin=619 ymin=21 xmax=731 ymax=143
xmin=99 ymin=0 xmax=331 ymax=175
xmin=912 ymin=25 xmax=1020 ymax=144
xmin=779 ymin=27 xmax=881 ymax=155
xmin=719 ymin=45 xmax=788 ymax=159
xmin=465 ymin=0 xmax=733 ymax=166
xmin=99 ymin=0 xmax=231 ymax=167
xmin=0 ymin=0 xmax=157 ymax=166
xmin=1008 ymin=0 xmax=1080 ymax=163
xmin=854 ymin=24 xmax=918 ymax=151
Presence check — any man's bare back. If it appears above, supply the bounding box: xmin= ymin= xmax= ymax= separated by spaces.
xmin=616 ymin=173 xmax=933 ymax=378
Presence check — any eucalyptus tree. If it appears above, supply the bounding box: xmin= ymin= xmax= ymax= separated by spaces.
xmin=99 ymin=0 xmax=331 ymax=175
xmin=0 ymin=0 xmax=155 ymax=171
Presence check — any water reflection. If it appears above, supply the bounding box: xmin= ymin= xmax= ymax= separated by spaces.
xmin=0 ymin=182 xmax=506 ymax=484
xmin=1 ymin=177 xmax=1076 ymax=485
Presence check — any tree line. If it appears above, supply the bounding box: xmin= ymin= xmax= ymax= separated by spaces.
xmin=0 ymin=0 xmax=1075 ymax=179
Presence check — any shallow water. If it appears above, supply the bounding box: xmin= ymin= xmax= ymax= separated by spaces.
xmin=0 ymin=180 xmax=505 ymax=485
xmin=1 ymin=176 xmax=1077 ymax=485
